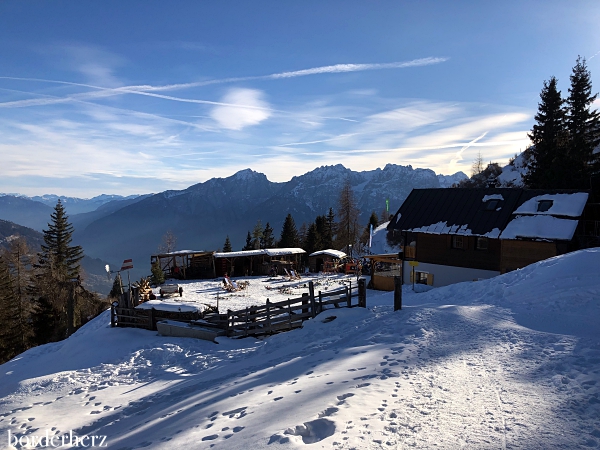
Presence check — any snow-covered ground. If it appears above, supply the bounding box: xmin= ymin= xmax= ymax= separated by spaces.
xmin=1 ymin=249 xmax=599 ymax=449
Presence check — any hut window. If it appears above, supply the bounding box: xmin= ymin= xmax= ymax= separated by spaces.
xmin=451 ymin=235 xmax=464 ymax=249
xmin=416 ymin=271 xmax=428 ymax=284
xmin=476 ymin=237 xmax=489 ymax=250
xmin=484 ymin=199 xmax=499 ymax=211
xmin=537 ymin=200 xmax=553 ymax=212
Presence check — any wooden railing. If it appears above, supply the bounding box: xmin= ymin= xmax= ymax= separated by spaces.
xmin=224 ymin=279 xmax=366 ymax=338
xmin=112 ymin=279 xmax=367 ymax=338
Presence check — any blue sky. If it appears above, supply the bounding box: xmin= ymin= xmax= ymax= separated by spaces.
xmin=1 ymin=1 xmax=599 ymax=197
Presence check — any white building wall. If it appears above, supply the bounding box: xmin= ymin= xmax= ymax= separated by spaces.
xmin=403 ymin=262 xmax=500 ymax=288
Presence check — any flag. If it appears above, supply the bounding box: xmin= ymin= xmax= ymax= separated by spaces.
xmin=369 ymin=223 xmax=373 ymax=248
xmin=120 ymin=259 xmax=134 ymax=271
xmin=386 ymin=199 xmax=389 ymax=212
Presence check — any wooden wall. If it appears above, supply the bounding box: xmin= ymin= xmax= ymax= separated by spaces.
xmin=500 ymin=240 xmax=557 ymax=273
xmin=416 ymin=233 xmax=501 ymax=271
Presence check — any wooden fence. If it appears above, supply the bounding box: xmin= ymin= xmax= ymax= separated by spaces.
xmin=112 ymin=278 xmax=367 ymax=338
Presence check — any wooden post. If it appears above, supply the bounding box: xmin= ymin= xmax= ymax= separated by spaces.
xmin=318 ymin=291 xmax=323 ymax=315
xmin=302 ymin=293 xmax=309 ymax=315
xmin=132 ymin=286 xmax=140 ymax=307
xmin=226 ymin=309 xmax=232 ymax=337
xmin=394 ymin=276 xmax=402 ymax=311
xmin=287 ymin=299 xmax=292 ymax=330
xmin=346 ymin=284 xmax=351 ymax=308
xmin=149 ymin=307 xmax=156 ymax=330
xmin=358 ymin=278 xmax=366 ymax=308
xmin=309 ymin=281 xmax=316 ymax=318
xmin=244 ymin=307 xmax=249 ymax=337
xmin=266 ymin=299 xmax=272 ymax=335
xmin=110 ymin=303 xmax=116 ymax=327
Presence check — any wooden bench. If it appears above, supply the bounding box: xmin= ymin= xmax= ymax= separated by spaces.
xmin=160 ymin=284 xmax=183 ymax=298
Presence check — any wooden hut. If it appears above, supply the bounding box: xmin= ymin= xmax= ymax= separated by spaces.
xmin=150 ymin=250 xmax=216 ymax=280
xmin=213 ymin=248 xmax=306 ymax=277
xmin=308 ymin=249 xmax=346 ymax=273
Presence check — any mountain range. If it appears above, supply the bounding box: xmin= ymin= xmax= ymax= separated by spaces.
xmin=0 ymin=164 xmax=467 ymax=281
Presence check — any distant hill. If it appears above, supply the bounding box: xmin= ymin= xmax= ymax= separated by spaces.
xmin=0 ymin=196 xmax=54 ymax=231
xmin=0 ymin=219 xmax=113 ymax=295
xmin=28 ymin=193 xmax=144 ymax=215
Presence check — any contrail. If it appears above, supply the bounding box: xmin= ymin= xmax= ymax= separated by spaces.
xmin=450 ymin=132 xmax=488 ymax=166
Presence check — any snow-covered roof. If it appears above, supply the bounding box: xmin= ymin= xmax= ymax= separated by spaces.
xmin=214 ymin=248 xmax=305 ymax=258
xmin=265 ymin=248 xmax=306 ymax=256
xmin=482 ymin=194 xmax=504 ymax=202
xmin=309 ymin=249 xmax=346 ymax=258
xmin=500 ymin=215 xmax=579 ymax=241
xmin=408 ymin=221 xmax=472 ymax=236
xmin=513 ymin=193 xmax=588 ymax=217
xmin=156 ymin=250 xmax=207 ymax=256
xmin=214 ymin=249 xmax=266 ymax=258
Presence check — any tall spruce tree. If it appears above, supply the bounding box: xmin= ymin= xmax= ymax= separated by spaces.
xmin=324 ymin=208 xmax=335 ymax=249
xmin=525 ymin=76 xmax=569 ymax=188
xmin=223 ymin=235 xmax=233 ymax=252
xmin=242 ymin=231 xmax=253 ymax=250
xmin=303 ymin=223 xmax=321 ymax=255
xmin=567 ymin=56 xmax=600 ymax=186
xmin=38 ymin=200 xmax=84 ymax=282
xmin=279 ymin=214 xmax=299 ymax=248
xmin=261 ymin=223 xmax=275 ymax=249
xmin=33 ymin=200 xmax=84 ymax=342
xmin=335 ymin=179 xmax=360 ymax=255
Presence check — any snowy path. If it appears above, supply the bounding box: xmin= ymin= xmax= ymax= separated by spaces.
xmin=1 ymin=250 xmax=599 ymax=449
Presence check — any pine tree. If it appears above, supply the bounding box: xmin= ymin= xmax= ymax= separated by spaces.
xmin=33 ymin=200 xmax=84 ymax=342
xmin=261 ymin=223 xmax=275 ymax=249
xmin=322 ymin=208 xmax=335 ymax=249
xmin=566 ymin=56 xmax=600 ymax=186
xmin=38 ymin=200 xmax=84 ymax=282
xmin=0 ymin=258 xmax=25 ymax=363
xmin=251 ymin=220 xmax=263 ymax=249
xmin=223 ymin=235 xmax=233 ymax=252
xmin=0 ymin=237 xmax=33 ymax=354
xmin=303 ymin=223 xmax=320 ymax=255
xmin=242 ymin=231 xmax=253 ymax=250
xmin=279 ymin=214 xmax=300 ymax=248
xmin=524 ymin=76 xmax=569 ymax=188
xmin=335 ymin=179 xmax=360 ymax=255
xmin=110 ymin=272 xmax=125 ymax=298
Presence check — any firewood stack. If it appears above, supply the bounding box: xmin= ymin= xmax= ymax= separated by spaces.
xmin=134 ymin=277 xmax=153 ymax=301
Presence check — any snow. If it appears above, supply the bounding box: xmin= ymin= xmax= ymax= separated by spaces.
xmin=514 ymin=193 xmax=589 ymax=217
xmin=497 ymin=152 xmax=528 ymax=187
xmin=136 ymin=300 xmax=203 ymax=313
xmin=309 ymin=249 xmax=346 ymax=258
xmin=214 ymin=248 xmax=306 ymax=258
xmin=368 ymin=221 xmax=402 ymax=255
xmin=483 ymin=227 xmax=502 ymax=238
xmin=482 ymin=194 xmax=504 ymax=202
xmin=1 ymin=249 xmax=600 ymax=449
xmin=408 ymin=221 xmax=472 ymax=236
xmin=501 ymin=215 xmax=580 ymax=240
